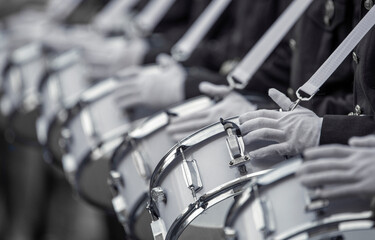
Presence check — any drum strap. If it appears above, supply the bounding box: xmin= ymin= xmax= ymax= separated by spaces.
xmin=171 ymin=0 xmax=232 ymax=62
xmin=133 ymin=0 xmax=177 ymax=36
xmin=290 ymin=4 xmax=375 ymax=110
xmin=227 ymin=0 xmax=313 ymax=89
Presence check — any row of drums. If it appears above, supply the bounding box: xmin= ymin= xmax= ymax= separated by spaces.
xmin=1 ymin=39 xmax=375 ymax=240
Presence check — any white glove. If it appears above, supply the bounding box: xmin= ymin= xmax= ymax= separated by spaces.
xmin=349 ymin=135 xmax=375 ymax=148
xmin=297 ymin=136 xmax=375 ymax=199
xmin=83 ymin=36 xmax=149 ymax=79
xmin=114 ymin=54 xmax=186 ymax=110
xmin=166 ymin=82 xmax=257 ymax=141
xmin=239 ymin=88 xmax=322 ymax=160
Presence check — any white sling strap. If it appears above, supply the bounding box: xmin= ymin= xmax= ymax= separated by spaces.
xmin=293 ymin=3 xmax=375 ymax=109
xmin=171 ymin=0 xmax=232 ymax=62
xmin=133 ymin=0 xmax=177 ymax=36
xmin=227 ymin=0 xmax=313 ymax=89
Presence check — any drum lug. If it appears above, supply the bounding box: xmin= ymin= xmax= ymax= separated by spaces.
xmin=222 ymin=119 xmax=251 ymax=172
xmin=62 ymin=154 xmax=77 ymax=184
xmin=150 ymin=218 xmax=167 ymax=240
xmin=109 ymin=170 xmax=124 ymax=187
xmin=305 ymin=190 xmax=330 ymax=213
xmin=80 ymin=108 xmax=96 ymax=139
xmin=224 ymin=227 xmax=237 ymax=240
xmin=132 ymin=149 xmax=151 ymax=181
xmin=108 ymin=170 xmax=124 ymax=195
xmin=151 ymin=187 xmax=167 ymax=204
xmin=179 ymin=147 xmax=203 ymax=200
xmin=59 ymin=127 xmax=72 ymax=150
xmin=112 ymin=195 xmax=129 ymax=227
xmin=252 ymin=194 xmax=276 ymax=238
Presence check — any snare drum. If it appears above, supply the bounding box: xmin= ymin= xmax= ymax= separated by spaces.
xmin=37 ymin=49 xmax=92 ymax=164
xmin=224 ymin=158 xmax=375 ymax=240
xmin=109 ymin=96 xmax=214 ymax=238
xmin=60 ymin=78 xmax=132 ymax=211
xmin=0 ymin=43 xmax=47 ymax=143
xmin=147 ymin=117 xmax=280 ymax=240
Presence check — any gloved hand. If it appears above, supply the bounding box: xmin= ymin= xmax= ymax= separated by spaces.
xmin=349 ymin=134 xmax=375 ymax=147
xmin=166 ymin=82 xmax=257 ymax=141
xmin=297 ymin=135 xmax=375 ymax=199
xmin=83 ymin=36 xmax=149 ymax=79
xmin=114 ymin=53 xmax=186 ymax=110
xmin=239 ymin=88 xmax=322 ymax=160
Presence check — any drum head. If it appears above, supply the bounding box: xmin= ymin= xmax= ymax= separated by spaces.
xmin=76 ymin=155 xmax=114 ymax=212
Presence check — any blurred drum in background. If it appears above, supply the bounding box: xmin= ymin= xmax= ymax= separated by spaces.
xmin=109 ymin=96 xmax=214 ymax=238
xmin=224 ymin=158 xmax=375 ymax=240
xmin=60 ymin=78 xmax=134 ymax=211
xmin=37 ymin=49 xmax=91 ymax=165
xmin=0 ymin=43 xmax=47 ymax=144
xmin=146 ymin=117 xmax=280 ymax=239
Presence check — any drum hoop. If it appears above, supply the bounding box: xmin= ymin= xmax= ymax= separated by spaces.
xmin=49 ymin=49 xmax=82 ymax=72
xmin=164 ymin=170 xmax=269 ymax=240
xmin=129 ymin=96 xmax=213 ymax=140
xmin=149 ymin=117 xmax=237 ymax=189
xmin=224 ymin=158 xmax=307 ymax=230
xmin=275 ymin=211 xmax=374 ymax=240
xmin=225 ymin=158 xmax=375 ymax=240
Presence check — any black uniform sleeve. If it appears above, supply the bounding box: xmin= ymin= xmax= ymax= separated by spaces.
xmin=184 ymin=67 xmax=227 ymax=99
xmin=320 ymin=115 xmax=375 ymax=145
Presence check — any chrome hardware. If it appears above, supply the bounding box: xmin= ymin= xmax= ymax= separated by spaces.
xmin=91 ymin=148 xmax=104 ymax=161
xmin=109 ymin=171 xmax=124 ymax=187
xmin=179 ymin=147 xmax=203 ymax=201
xmin=252 ymin=186 xmax=275 ymax=238
xmin=348 ymin=104 xmax=362 ymax=116
xmin=80 ymin=108 xmax=96 ymax=138
xmin=151 ymin=187 xmax=166 ymax=203
xmin=305 ymin=188 xmax=330 ymax=213
xmin=224 ymin=227 xmax=237 ymax=240
xmin=62 ymin=154 xmax=77 ymax=184
xmin=150 ymin=218 xmax=167 ymax=240
xmin=132 ymin=149 xmax=151 ymax=181
xmin=112 ymin=195 xmax=128 ymax=225
xmin=222 ymin=119 xmax=250 ymax=171
xmin=57 ymin=109 xmax=68 ymax=123
xmin=61 ymin=128 xmax=72 ymax=142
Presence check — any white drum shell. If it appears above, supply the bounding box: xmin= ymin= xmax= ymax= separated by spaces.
xmin=231 ymin=160 xmax=372 ymax=240
xmin=37 ymin=51 xmax=90 ymax=146
xmin=156 ymin=128 xmax=251 ymax=231
xmin=116 ymin=128 xmax=175 ymax=214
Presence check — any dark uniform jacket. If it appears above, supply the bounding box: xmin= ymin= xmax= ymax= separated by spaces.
xmin=243 ymin=0 xmax=375 ymax=144
xmin=183 ymin=0 xmax=291 ymax=99
xmin=143 ymin=0 xmax=211 ymax=64
xmin=248 ymin=0 xmax=357 ymax=115
xmin=321 ymin=0 xmax=375 ymax=144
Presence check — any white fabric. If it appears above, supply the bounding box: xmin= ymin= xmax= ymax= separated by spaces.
xmin=239 ymin=88 xmax=322 ymax=161
xmin=227 ymin=0 xmax=313 ymax=89
xmin=166 ymin=82 xmax=256 ymax=141
xmin=298 ymin=135 xmax=375 ymax=199
xmin=299 ymin=3 xmax=375 ymax=97
xmin=171 ymin=0 xmax=232 ymax=61
xmin=114 ymin=54 xmax=186 ymax=110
